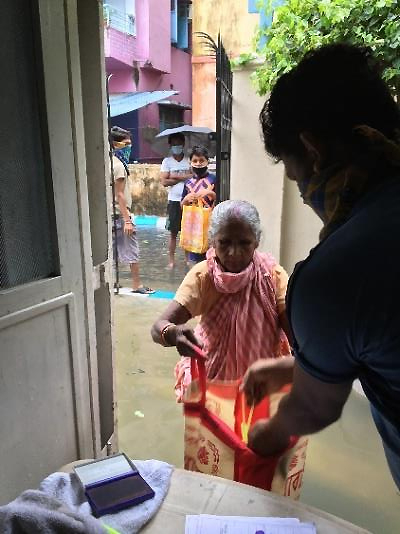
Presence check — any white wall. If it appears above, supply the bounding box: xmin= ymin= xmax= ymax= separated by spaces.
xmin=230 ymin=65 xmax=284 ymax=261
xmin=280 ymin=177 xmax=322 ymax=273
xmin=230 ymin=64 xmax=321 ymax=274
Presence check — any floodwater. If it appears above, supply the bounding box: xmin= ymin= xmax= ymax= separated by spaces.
xmin=115 ymin=227 xmax=400 ymax=534
xmin=116 ymin=225 xmax=189 ymax=292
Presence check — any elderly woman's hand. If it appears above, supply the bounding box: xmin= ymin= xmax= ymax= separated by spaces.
xmin=168 ymin=324 xmax=204 ymax=358
xmin=241 ymin=356 xmax=294 ymax=405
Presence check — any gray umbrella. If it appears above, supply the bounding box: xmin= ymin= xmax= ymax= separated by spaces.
xmin=152 ymin=125 xmax=216 ymax=157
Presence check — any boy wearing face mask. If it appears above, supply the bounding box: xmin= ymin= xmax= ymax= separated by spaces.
xmin=160 ymin=133 xmax=192 ymax=268
xmin=181 ymin=145 xmax=217 ymax=263
xmin=111 ymin=126 xmax=154 ymax=294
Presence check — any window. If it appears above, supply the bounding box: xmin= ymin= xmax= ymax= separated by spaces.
xmin=159 ymin=105 xmax=184 ymax=132
xmin=171 ymin=0 xmax=178 ymax=44
xmin=171 ymin=0 xmax=189 ymax=50
xmin=177 ymin=2 xmax=189 ymax=50
xmin=103 ymin=1 xmax=136 ymax=36
xmin=0 ymin=1 xmax=59 ymax=290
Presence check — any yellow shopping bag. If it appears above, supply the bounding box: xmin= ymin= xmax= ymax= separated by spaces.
xmin=179 ymin=199 xmax=211 ymax=254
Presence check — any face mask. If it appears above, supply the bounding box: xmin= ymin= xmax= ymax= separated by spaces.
xmin=192 ymin=165 xmax=208 ymax=177
xmin=171 ymin=145 xmax=184 ymax=155
xmin=297 ymin=163 xmax=344 ymax=222
xmin=114 ymin=143 xmax=132 ymax=165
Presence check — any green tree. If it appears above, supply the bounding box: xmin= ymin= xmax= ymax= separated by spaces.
xmin=253 ymin=0 xmax=400 ymax=99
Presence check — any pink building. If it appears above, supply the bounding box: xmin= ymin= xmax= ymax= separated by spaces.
xmin=104 ymin=0 xmax=192 ymax=162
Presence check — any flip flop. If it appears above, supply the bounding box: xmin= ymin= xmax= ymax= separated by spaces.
xmin=143 ymin=286 xmax=155 ymax=294
xmin=131 ymin=287 xmax=155 ymax=295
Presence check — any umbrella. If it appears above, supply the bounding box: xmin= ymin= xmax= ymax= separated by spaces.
xmin=152 ymin=125 xmax=216 ymax=157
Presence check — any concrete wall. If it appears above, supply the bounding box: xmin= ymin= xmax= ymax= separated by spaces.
xmin=104 ymin=27 xmax=138 ymax=69
xmin=230 ymin=64 xmax=321 ymax=274
xmin=147 ymin=0 xmax=171 ymax=73
xmin=230 ymin=65 xmax=284 ymax=261
xmin=191 ymin=0 xmax=259 ymax=129
xmin=192 ymin=57 xmax=216 ymax=128
xmin=128 ymin=163 xmax=167 ymax=215
xmin=138 ymin=47 xmax=192 ymax=161
xmin=280 ymin=178 xmax=322 ymax=273
xmin=105 ymin=0 xmax=171 ymax=72
xmin=106 ymin=1 xmax=192 ymax=163
xmin=192 ymin=0 xmax=259 ymax=58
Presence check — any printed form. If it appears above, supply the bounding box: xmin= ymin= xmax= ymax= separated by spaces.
xmin=185 ymin=515 xmax=317 ymax=534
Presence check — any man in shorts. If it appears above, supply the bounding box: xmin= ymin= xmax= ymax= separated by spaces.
xmin=111 ymin=126 xmax=154 ymax=294
xmin=160 ymin=133 xmax=192 ymax=268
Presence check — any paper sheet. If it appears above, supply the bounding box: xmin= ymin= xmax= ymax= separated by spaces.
xmin=185 ymin=515 xmax=317 ymax=534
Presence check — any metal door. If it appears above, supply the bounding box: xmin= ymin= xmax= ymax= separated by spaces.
xmin=0 ymin=0 xmax=112 ymax=502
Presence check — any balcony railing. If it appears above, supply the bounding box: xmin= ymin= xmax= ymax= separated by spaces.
xmin=103 ymin=4 xmax=136 ymax=36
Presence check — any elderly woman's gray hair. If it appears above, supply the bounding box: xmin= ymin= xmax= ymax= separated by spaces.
xmin=208 ymin=200 xmax=262 ymax=243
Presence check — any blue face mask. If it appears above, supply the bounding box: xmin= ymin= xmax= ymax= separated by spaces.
xmin=171 ymin=145 xmax=184 ymax=156
xmin=114 ymin=144 xmax=132 ymax=165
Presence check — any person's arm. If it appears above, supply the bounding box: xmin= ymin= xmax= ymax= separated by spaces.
xmin=115 ymin=178 xmax=134 ymax=235
xmin=160 ymin=168 xmax=192 ymax=187
xmin=242 ymin=356 xmax=294 ymax=405
xmin=199 ymin=189 xmax=216 ymax=202
xmin=248 ymin=361 xmax=352 ymax=456
xmin=151 ymin=300 xmax=202 ymax=357
xmin=181 ymin=181 xmax=196 ymax=206
xmin=272 ymin=264 xmax=291 ymax=342
xmin=181 ymin=192 xmax=196 ymax=205
xmin=160 ymin=170 xmax=175 ymax=187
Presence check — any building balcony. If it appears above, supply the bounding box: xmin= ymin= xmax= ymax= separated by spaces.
xmin=104 ymin=3 xmax=138 ymax=70
xmin=103 ymin=3 xmax=136 ymax=36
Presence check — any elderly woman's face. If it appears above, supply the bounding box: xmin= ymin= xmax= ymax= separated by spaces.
xmin=214 ymin=219 xmax=258 ymax=273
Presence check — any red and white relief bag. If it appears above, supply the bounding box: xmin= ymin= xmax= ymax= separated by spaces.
xmin=183 ymin=358 xmax=308 ymax=499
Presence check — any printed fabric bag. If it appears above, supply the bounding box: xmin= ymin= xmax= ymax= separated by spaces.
xmin=179 ymin=198 xmax=211 ymax=254
xmin=183 ymin=358 xmax=308 ymax=499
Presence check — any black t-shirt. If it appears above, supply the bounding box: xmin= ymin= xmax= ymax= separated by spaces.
xmin=287 ymin=178 xmax=400 ymax=430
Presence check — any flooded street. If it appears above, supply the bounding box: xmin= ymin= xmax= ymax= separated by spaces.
xmin=115 ymin=227 xmax=399 ymax=534
xmin=117 ymin=225 xmax=189 ymax=293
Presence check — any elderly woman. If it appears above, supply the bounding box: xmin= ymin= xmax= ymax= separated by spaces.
xmin=246 ymin=43 xmax=400 ymax=491
xmin=151 ymin=199 xmax=293 ymax=400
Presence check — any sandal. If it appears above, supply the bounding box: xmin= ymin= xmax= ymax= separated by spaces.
xmin=131 ymin=286 xmax=155 ymax=295
xmin=143 ymin=286 xmax=155 ymax=294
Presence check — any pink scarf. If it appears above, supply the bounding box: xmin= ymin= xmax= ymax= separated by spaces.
xmin=175 ymin=248 xmax=289 ymax=400
xmin=198 ymin=248 xmax=283 ymax=380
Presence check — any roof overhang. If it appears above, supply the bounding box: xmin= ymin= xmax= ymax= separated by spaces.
xmin=157 ymin=99 xmax=192 ymax=110
xmin=109 ymin=91 xmax=179 ymax=117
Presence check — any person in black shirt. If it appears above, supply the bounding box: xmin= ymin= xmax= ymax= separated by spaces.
xmin=242 ymin=44 xmax=400 ymax=490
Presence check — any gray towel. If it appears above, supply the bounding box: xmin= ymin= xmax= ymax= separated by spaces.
xmin=0 ymin=489 xmax=106 ymax=534
xmin=40 ymin=459 xmax=173 ymax=534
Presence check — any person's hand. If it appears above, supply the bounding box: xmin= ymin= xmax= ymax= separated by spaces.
xmin=185 ymin=192 xmax=197 ymax=203
xmin=248 ymin=419 xmax=290 ymax=457
xmin=167 ymin=324 xmax=204 ymax=358
xmin=241 ymin=357 xmax=294 ymax=406
xmin=124 ymin=219 xmax=135 ymax=236
xmin=198 ymin=184 xmax=214 ymax=198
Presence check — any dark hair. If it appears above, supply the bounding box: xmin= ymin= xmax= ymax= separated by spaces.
xmin=168 ymin=132 xmax=185 ymax=145
xmin=189 ymin=145 xmax=209 ymax=160
xmin=110 ymin=126 xmax=131 ymax=142
xmin=260 ymin=43 xmax=400 ymax=161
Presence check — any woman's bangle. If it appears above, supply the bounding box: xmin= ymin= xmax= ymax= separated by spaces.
xmin=160 ymin=323 xmax=175 ymax=347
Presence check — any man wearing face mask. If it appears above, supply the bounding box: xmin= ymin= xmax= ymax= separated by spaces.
xmin=242 ymin=44 xmax=400 ymax=492
xmin=111 ymin=126 xmax=154 ymax=294
xmin=160 ymin=133 xmax=192 ymax=268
